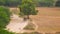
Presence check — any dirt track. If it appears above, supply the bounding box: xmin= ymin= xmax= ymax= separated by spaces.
xmin=30 ymin=7 xmax=60 ymax=33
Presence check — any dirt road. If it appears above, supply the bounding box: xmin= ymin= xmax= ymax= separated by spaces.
xmin=6 ymin=14 xmax=29 ymax=33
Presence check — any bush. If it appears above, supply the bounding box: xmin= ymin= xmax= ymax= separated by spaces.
xmin=0 ymin=6 xmax=10 ymax=29
xmin=0 ymin=29 xmax=15 ymax=34
xmin=0 ymin=6 xmax=15 ymax=34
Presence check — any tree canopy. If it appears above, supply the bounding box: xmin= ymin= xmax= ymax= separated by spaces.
xmin=19 ymin=0 xmax=38 ymax=19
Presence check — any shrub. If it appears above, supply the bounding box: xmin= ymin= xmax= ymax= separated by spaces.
xmin=0 ymin=29 xmax=15 ymax=34
xmin=0 ymin=6 xmax=10 ymax=29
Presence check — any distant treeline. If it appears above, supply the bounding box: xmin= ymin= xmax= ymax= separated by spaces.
xmin=55 ymin=0 xmax=60 ymax=7
xmin=0 ymin=0 xmax=60 ymax=7
xmin=37 ymin=0 xmax=60 ymax=7
xmin=0 ymin=0 xmax=22 ymax=7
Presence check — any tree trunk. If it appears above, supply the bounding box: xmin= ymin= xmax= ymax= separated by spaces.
xmin=23 ymin=15 xmax=29 ymax=21
xmin=27 ymin=15 xmax=29 ymax=19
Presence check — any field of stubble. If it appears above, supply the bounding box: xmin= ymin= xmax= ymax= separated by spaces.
xmin=30 ymin=7 xmax=60 ymax=33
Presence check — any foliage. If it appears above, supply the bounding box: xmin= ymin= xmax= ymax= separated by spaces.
xmin=0 ymin=0 xmax=60 ymax=7
xmin=55 ymin=0 xmax=60 ymax=7
xmin=0 ymin=6 xmax=14 ymax=34
xmin=0 ymin=0 xmax=6 ymax=5
xmin=5 ymin=0 xmax=22 ymax=7
xmin=0 ymin=29 xmax=15 ymax=34
xmin=0 ymin=0 xmax=22 ymax=7
xmin=37 ymin=0 xmax=55 ymax=7
xmin=19 ymin=0 xmax=38 ymax=19
xmin=0 ymin=6 xmax=10 ymax=29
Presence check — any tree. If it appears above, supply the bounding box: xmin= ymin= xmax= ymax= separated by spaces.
xmin=0 ymin=0 xmax=5 ymax=5
xmin=0 ymin=6 xmax=10 ymax=29
xmin=19 ymin=0 xmax=38 ymax=20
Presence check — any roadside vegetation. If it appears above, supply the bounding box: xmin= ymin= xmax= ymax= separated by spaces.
xmin=0 ymin=6 xmax=15 ymax=34
xmin=0 ymin=6 xmax=10 ymax=29
xmin=0 ymin=29 xmax=15 ymax=34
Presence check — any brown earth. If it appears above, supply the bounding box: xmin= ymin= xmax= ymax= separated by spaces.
xmin=10 ymin=7 xmax=60 ymax=34
xmin=30 ymin=7 xmax=60 ymax=33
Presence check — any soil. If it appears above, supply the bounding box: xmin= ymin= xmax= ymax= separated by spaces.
xmin=30 ymin=7 xmax=60 ymax=33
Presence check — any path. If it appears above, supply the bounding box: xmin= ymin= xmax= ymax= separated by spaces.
xmin=6 ymin=14 xmax=29 ymax=33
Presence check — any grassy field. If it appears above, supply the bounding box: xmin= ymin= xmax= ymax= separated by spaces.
xmin=10 ymin=7 xmax=60 ymax=33
xmin=30 ymin=7 xmax=60 ymax=33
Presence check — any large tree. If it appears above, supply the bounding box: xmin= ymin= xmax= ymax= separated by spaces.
xmin=19 ymin=0 xmax=38 ymax=20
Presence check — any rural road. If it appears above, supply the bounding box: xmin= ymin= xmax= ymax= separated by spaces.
xmin=6 ymin=14 xmax=29 ymax=33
